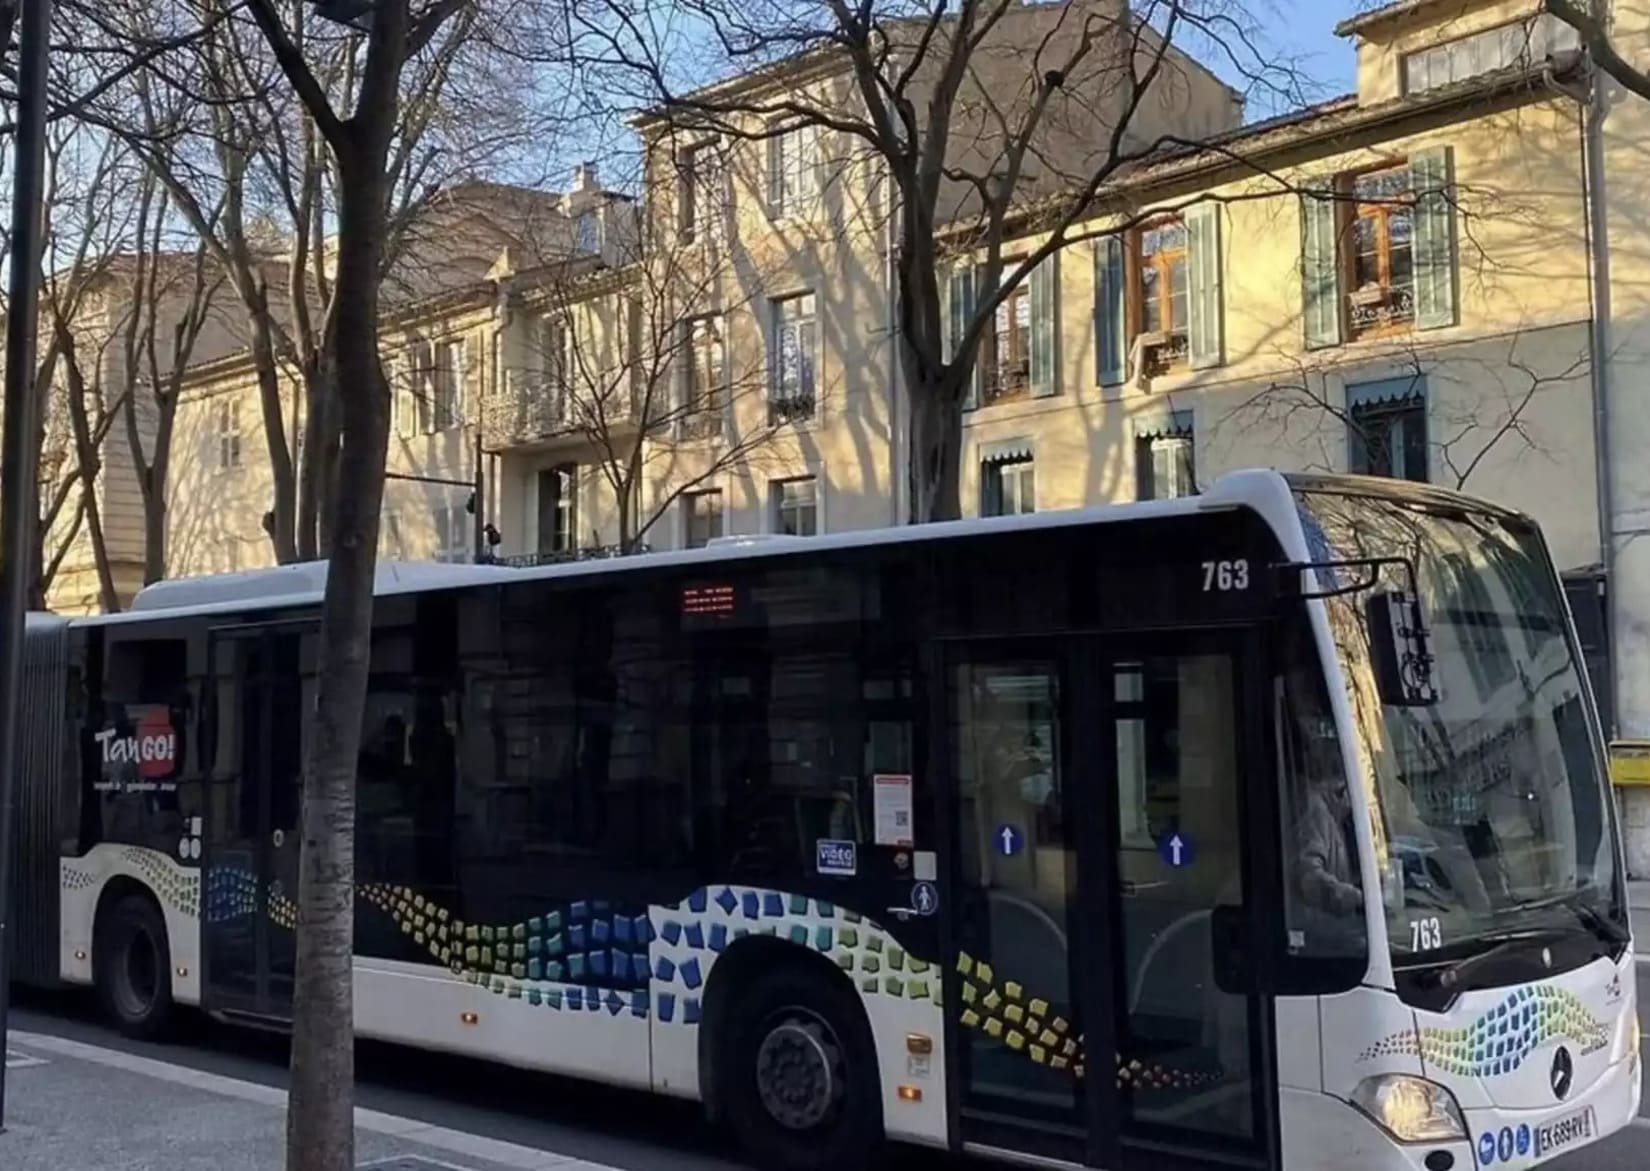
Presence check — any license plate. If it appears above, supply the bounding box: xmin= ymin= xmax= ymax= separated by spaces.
xmin=1534 ymin=1107 xmax=1595 ymax=1157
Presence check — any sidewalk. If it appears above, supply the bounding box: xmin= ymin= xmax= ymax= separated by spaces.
xmin=0 ymin=1030 xmax=613 ymax=1171
xmin=1630 ymin=879 xmax=1649 ymax=950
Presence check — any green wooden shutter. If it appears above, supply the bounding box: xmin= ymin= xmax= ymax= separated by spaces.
xmin=1411 ymin=146 xmax=1457 ymax=331
xmin=1029 ymin=250 xmax=1059 ymax=397
xmin=1186 ymin=203 xmax=1224 ymax=370
xmin=1093 ymin=236 xmax=1126 ymax=387
xmin=1299 ymin=179 xmax=1342 ymax=351
xmin=948 ymin=265 xmax=979 ymax=410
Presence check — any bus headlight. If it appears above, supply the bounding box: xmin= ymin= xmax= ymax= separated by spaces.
xmin=1351 ymin=1075 xmax=1467 ymax=1144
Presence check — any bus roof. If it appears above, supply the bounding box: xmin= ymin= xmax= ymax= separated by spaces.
xmin=63 ymin=469 xmax=1519 ymax=629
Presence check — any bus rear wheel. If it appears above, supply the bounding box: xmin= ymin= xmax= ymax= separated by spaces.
xmin=719 ymin=963 xmax=882 ymax=1170
xmin=95 ymin=893 xmax=174 ymax=1041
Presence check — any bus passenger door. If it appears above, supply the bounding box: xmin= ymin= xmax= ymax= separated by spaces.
xmin=203 ymin=624 xmax=311 ymax=1022
xmin=944 ymin=631 xmax=1277 ymax=1170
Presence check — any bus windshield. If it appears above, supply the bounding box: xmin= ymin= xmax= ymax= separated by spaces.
xmin=1296 ymin=488 xmax=1625 ymax=969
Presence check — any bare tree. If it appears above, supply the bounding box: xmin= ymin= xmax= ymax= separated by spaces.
xmin=93 ymin=0 xmax=546 ymax=565
xmin=1549 ymin=1 xmax=1650 ymax=103
xmin=495 ymin=232 xmax=795 ymax=556
xmin=564 ymin=0 xmax=1303 ymax=521
xmin=1216 ymin=334 xmax=1588 ymax=492
xmin=232 ymin=3 xmax=478 ymax=1167
xmin=34 ymin=126 xmax=144 ymax=612
xmin=117 ymin=170 xmax=229 ymax=584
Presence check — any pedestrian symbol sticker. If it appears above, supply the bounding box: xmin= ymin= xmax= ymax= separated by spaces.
xmin=1157 ymin=832 xmax=1195 ymax=869
xmin=911 ymin=881 xmax=938 ymax=916
xmin=995 ymin=825 xmax=1023 ymax=857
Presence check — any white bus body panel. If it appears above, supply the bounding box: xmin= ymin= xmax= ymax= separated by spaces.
xmin=60 ymin=843 xmax=202 ymax=1006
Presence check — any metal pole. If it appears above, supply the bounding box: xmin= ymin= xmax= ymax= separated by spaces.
xmin=0 ymin=0 xmax=56 ymax=1130
xmin=472 ymin=429 xmax=485 ymax=562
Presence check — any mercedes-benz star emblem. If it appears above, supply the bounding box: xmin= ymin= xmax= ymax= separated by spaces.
xmin=1550 ymin=1046 xmax=1574 ymax=1101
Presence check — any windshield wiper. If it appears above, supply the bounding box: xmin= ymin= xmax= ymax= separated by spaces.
xmin=1496 ymin=892 xmax=1630 ymax=945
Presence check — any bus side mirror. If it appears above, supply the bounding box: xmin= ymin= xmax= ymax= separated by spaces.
xmin=1367 ymin=589 xmax=1438 ymax=707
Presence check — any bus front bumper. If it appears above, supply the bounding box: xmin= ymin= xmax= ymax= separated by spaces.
xmin=1282 ymin=1049 xmax=1640 ymax=1170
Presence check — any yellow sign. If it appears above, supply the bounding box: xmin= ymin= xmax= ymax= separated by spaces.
xmin=1607 ymin=740 xmax=1650 ymax=787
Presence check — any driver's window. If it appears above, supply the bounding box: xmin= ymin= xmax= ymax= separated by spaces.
xmin=1276 ymin=623 xmax=1369 ymax=976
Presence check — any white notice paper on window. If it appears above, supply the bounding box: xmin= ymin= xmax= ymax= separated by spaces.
xmin=874 ymin=774 xmax=914 ymax=846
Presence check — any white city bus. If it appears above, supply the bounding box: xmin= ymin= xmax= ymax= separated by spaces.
xmin=8 ymin=469 xmax=1639 ymax=1170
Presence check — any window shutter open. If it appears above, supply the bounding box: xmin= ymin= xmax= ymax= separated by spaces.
xmin=1093 ymin=236 xmax=1126 ymax=387
xmin=1411 ymin=146 xmax=1457 ymax=331
xmin=1299 ymin=179 xmax=1343 ymax=351
xmin=948 ymin=264 xmax=979 ymax=410
xmin=1186 ymin=203 xmax=1224 ymax=370
xmin=394 ymin=349 xmax=417 ymax=439
xmin=767 ymin=135 xmax=785 ymax=213
xmin=1029 ymin=250 xmax=1060 ymax=397
xmin=461 ymin=335 xmax=480 ymax=424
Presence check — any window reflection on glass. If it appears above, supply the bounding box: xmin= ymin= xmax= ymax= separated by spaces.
xmin=1297 ymin=491 xmax=1623 ymax=966
xmin=1112 ymin=653 xmax=1254 ymax=1141
xmin=953 ymin=661 xmax=1078 ymax=1117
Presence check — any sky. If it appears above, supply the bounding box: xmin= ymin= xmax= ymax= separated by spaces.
xmin=1222 ymin=0 xmax=1366 ymax=116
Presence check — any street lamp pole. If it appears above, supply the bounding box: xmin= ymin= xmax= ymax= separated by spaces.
xmin=0 ymin=0 xmax=56 ymax=1131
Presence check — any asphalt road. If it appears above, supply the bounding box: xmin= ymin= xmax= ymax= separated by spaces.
xmin=7 ymin=972 xmax=1647 ymax=1171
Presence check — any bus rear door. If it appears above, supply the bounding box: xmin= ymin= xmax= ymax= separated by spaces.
xmin=201 ymin=622 xmax=313 ymax=1022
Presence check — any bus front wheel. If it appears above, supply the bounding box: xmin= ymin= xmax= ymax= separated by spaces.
xmin=719 ymin=962 xmax=882 ymax=1170
xmin=94 ymin=893 xmax=175 ymax=1041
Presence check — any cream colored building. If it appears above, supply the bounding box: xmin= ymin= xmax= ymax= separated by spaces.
xmin=58 ymin=0 xmax=1650 ymax=869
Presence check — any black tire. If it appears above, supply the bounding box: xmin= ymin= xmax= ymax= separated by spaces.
xmin=718 ymin=961 xmax=883 ymax=1170
xmin=94 ymin=894 xmax=175 ymax=1041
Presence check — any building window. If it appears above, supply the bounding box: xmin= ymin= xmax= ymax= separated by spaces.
xmin=430 ymin=339 xmax=466 ymax=432
xmin=537 ymin=464 xmax=578 ymax=556
xmin=682 ymin=314 xmax=726 ymax=439
xmin=437 ymin=501 xmax=471 ymax=564
xmin=1402 ymin=14 xmax=1580 ymax=95
xmin=767 ymin=124 xmax=818 ymax=217
xmin=772 ymin=476 xmax=818 ymax=536
xmin=683 ymin=489 xmax=724 ymax=549
xmin=678 ymin=144 xmax=726 ymax=246
xmin=1135 ymin=412 xmax=1195 ymax=500
xmin=574 ymin=209 xmax=601 ymax=253
xmin=1133 ymin=218 xmax=1190 ymax=373
xmin=983 ymin=275 xmax=1031 ymax=403
xmin=1348 ymin=379 xmax=1428 ymax=482
xmin=981 ymin=452 xmax=1035 ymax=517
xmin=1343 ymin=166 xmax=1416 ymax=339
xmin=217 ymin=398 xmax=242 ymax=470
xmin=771 ymin=292 xmax=816 ymax=423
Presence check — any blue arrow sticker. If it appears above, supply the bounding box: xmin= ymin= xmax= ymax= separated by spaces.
xmin=1157 ymin=832 xmax=1196 ymax=869
xmin=911 ymin=881 xmax=938 ymax=916
xmin=994 ymin=824 xmax=1024 ymax=857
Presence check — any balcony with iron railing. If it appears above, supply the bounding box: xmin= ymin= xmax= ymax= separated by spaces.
xmin=487 ymin=543 xmax=652 ymax=568
xmin=482 ymin=368 xmax=639 ymax=452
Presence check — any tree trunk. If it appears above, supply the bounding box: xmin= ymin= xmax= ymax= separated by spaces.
xmin=906 ymin=365 xmax=963 ymax=523
xmin=284 ymin=138 xmax=393 ymax=1171
xmin=297 ymin=363 xmax=325 ymax=560
xmin=251 ymin=309 xmax=300 ymax=564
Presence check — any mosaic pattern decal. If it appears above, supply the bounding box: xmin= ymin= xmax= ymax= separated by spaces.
xmin=63 ymin=846 xmax=201 ymax=919
xmin=955 ymin=950 xmax=1224 ymax=1092
xmin=650 ymin=887 xmax=932 ymax=1026
xmin=360 ymin=883 xmax=654 ymax=1018
xmin=205 ymin=866 xmax=295 ymax=928
xmin=1360 ymin=985 xmax=1611 ymax=1078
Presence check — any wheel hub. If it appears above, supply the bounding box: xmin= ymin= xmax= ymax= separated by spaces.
xmin=754 ymin=1018 xmax=841 ymax=1131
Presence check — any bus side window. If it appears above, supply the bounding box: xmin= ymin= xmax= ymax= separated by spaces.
xmin=1275 ymin=623 xmax=1368 ymax=991
xmin=698 ymin=650 xmax=914 ymax=884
